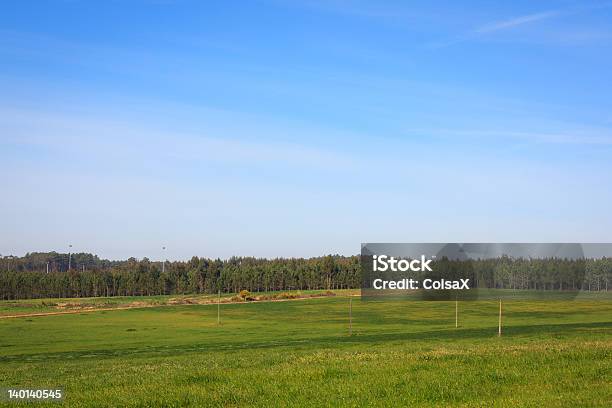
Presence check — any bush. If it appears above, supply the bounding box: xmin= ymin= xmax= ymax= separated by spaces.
xmin=275 ymin=292 xmax=299 ymax=300
xmin=239 ymin=290 xmax=250 ymax=299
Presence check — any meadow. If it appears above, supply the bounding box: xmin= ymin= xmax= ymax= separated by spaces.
xmin=0 ymin=292 xmax=610 ymax=407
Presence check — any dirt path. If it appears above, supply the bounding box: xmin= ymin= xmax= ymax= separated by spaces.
xmin=0 ymin=294 xmax=358 ymax=319
xmin=0 ymin=305 xmax=159 ymax=319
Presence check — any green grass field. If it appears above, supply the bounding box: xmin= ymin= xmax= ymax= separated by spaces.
xmin=1 ymin=293 xmax=611 ymax=407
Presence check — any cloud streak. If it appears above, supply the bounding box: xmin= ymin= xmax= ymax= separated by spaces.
xmin=401 ymin=127 xmax=612 ymax=146
xmin=475 ymin=10 xmax=561 ymax=34
xmin=0 ymin=106 xmax=357 ymax=172
xmin=431 ymin=2 xmax=612 ymax=48
xmin=430 ymin=8 xmax=563 ymax=48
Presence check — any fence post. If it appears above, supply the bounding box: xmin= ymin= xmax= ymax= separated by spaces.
xmin=498 ymin=299 xmax=502 ymax=336
xmin=349 ymin=296 xmax=353 ymax=336
xmin=455 ymin=297 xmax=458 ymax=328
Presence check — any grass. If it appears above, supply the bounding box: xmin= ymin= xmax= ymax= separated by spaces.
xmin=0 ymin=292 xmax=611 ymax=407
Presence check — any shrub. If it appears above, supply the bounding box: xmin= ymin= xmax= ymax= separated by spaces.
xmin=276 ymin=292 xmax=299 ymax=300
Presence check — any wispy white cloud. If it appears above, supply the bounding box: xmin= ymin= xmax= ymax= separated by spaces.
xmin=427 ymin=3 xmax=612 ymax=49
xmin=401 ymin=127 xmax=612 ymax=146
xmin=474 ymin=10 xmax=561 ymax=34
xmin=0 ymin=106 xmax=357 ymax=171
xmin=428 ymin=9 xmax=562 ymax=48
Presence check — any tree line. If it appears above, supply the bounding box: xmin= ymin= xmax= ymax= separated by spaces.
xmin=0 ymin=253 xmax=360 ymax=300
xmin=0 ymin=252 xmax=610 ymax=300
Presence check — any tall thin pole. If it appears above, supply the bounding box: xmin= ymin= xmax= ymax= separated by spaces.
xmin=68 ymin=244 xmax=72 ymax=271
xmin=162 ymin=246 xmax=166 ymax=273
xmin=498 ymin=299 xmax=502 ymax=337
xmin=455 ymin=298 xmax=458 ymax=328
xmin=217 ymin=289 xmax=221 ymax=325
xmin=46 ymin=262 xmax=49 ymax=274
xmin=349 ymin=296 xmax=353 ymax=336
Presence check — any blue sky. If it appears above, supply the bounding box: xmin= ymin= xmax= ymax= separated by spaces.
xmin=1 ymin=0 xmax=612 ymax=260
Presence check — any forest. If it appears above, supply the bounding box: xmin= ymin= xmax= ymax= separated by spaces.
xmin=0 ymin=252 xmax=360 ymax=299
xmin=0 ymin=252 xmax=610 ymax=299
